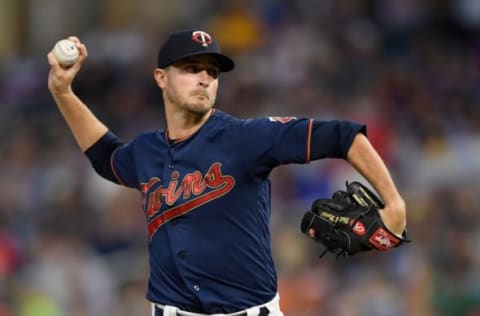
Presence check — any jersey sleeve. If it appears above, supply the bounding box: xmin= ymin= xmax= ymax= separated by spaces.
xmin=237 ymin=117 xmax=366 ymax=176
xmin=237 ymin=117 xmax=312 ymax=175
xmin=84 ymin=130 xmax=124 ymax=184
xmin=310 ymin=120 xmax=366 ymax=160
xmin=110 ymin=136 xmax=143 ymax=189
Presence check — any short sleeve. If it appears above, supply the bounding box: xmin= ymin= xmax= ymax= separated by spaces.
xmin=310 ymin=120 xmax=366 ymax=160
xmin=111 ymin=140 xmax=139 ymax=188
xmin=237 ymin=116 xmax=312 ymax=176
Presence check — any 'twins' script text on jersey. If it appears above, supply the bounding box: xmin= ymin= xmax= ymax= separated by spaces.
xmin=140 ymin=162 xmax=235 ymax=240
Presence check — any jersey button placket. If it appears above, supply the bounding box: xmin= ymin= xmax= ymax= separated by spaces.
xmin=177 ymin=250 xmax=187 ymax=260
xmin=168 ymin=146 xmax=175 ymax=169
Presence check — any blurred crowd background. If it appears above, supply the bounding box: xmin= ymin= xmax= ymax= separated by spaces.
xmin=2 ymin=0 xmax=480 ymax=315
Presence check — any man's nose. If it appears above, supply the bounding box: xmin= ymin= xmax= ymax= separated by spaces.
xmin=198 ymin=70 xmax=211 ymax=87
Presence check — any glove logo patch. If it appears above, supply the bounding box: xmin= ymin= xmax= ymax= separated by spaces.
xmin=320 ymin=211 xmax=349 ymax=225
xmin=350 ymin=220 xmax=366 ymax=236
xmin=369 ymin=227 xmax=400 ymax=251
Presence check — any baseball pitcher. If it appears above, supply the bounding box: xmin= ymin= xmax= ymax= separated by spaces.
xmin=47 ymin=29 xmax=408 ymax=316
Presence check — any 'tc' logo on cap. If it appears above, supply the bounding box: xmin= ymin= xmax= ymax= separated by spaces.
xmin=192 ymin=31 xmax=213 ymax=47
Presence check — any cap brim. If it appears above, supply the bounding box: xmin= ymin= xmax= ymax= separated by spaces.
xmin=162 ymin=52 xmax=235 ymax=72
xmin=209 ymin=53 xmax=235 ymax=72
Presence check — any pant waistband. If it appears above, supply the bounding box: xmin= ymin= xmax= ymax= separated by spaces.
xmin=151 ymin=293 xmax=280 ymax=316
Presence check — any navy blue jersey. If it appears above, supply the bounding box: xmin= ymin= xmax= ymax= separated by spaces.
xmin=91 ymin=109 xmax=364 ymax=313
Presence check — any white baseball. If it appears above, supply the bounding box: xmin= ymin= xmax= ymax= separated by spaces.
xmin=52 ymin=39 xmax=79 ymax=67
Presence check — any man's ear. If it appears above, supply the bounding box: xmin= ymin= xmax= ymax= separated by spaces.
xmin=154 ymin=68 xmax=166 ymax=88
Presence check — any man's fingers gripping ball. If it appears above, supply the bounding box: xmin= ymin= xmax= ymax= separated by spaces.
xmin=52 ymin=39 xmax=79 ymax=68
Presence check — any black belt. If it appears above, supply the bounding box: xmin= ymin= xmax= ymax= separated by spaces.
xmin=154 ymin=305 xmax=270 ymax=316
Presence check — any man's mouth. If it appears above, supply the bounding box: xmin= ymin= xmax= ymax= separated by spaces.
xmin=191 ymin=91 xmax=209 ymax=99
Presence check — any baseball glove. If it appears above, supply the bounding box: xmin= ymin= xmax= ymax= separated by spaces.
xmin=301 ymin=181 xmax=410 ymax=258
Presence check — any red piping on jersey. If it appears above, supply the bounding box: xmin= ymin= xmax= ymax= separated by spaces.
xmin=111 ymin=146 xmax=127 ymax=186
xmin=306 ymin=119 xmax=313 ymax=163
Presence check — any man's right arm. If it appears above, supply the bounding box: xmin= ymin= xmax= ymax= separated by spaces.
xmin=47 ymin=36 xmax=108 ymax=152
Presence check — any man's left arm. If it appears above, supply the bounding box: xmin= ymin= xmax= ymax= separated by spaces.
xmin=346 ymin=133 xmax=406 ymax=235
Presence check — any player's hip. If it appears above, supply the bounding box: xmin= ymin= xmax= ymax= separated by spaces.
xmin=151 ymin=293 xmax=283 ymax=316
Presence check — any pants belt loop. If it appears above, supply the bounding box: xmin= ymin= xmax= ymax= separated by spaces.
xmin=163 ymin=305 xmax=179 ymax=316
xmin=244 ymin=307 xmax=258 ymax=316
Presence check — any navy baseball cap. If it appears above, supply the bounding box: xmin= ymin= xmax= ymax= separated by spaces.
xmin=157 ymin=29 xmax=235 ymax=72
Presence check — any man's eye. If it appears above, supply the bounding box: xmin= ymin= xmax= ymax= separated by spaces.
xmin=184 ymin=65 xmax=218 ymax=78
xmin=185 ymin=65 xmax=198 ymax=73
xmin=207 ymin=69 xmax=219 ymax=78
